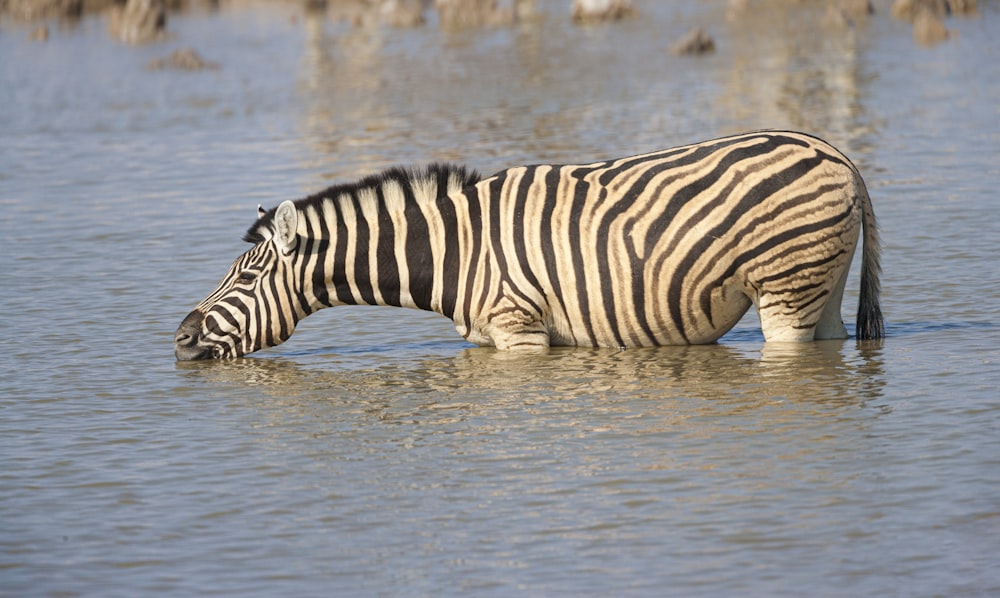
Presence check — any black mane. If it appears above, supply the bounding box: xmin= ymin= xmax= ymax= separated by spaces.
xmin=243 ymin=163 xmax=481 ymax=244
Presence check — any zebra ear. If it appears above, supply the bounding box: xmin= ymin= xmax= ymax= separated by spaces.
xmin=257 ymin=204 xmax=266 ymax=219
xmin=274 ymin=200 xmax=298 ymax=255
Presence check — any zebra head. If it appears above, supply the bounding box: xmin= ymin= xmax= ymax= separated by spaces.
xmin=174 ymin=201 xmax=304 ymax=360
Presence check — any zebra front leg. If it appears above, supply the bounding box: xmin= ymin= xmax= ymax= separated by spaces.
xmin=481 ymin=300 xmax=551 ymax=352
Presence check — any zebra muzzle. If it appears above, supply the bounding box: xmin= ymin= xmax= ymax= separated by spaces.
xmin=174 ymin=309 xmax=214 ymax=361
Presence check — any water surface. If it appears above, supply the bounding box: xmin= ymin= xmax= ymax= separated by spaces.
xmin=2 ymin=1 xmax=999 ymax=595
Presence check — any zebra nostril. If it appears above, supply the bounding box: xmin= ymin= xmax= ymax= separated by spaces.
xmin=174 ymin=310 xmax=205 ymax=348
xmin=174 ymin=310 xmax=214 ymax=360
xmin=174 ymin=331 xmax=196 ymax=347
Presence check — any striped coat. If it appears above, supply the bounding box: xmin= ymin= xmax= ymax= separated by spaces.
xmin=174 ymin=130 xmax=883 ymax=359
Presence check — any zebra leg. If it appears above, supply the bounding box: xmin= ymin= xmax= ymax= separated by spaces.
xmin=750 ymin=263 xmax=847 ymax=343
xmin=756 ymin=301 xmax=820 ymax=342
xmin=747 ymin=219 xmax=858 ymax=343
xmin=813 ymin=246 xmax=855 ymax=340
xmin=481 ymin=298 xmax=551 ymax=351
xmin=489 ymin=322 xmax=551 ymax=351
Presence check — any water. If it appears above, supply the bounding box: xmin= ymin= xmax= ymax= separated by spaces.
xmin=2 ymin=1 xmax=999 ymax=595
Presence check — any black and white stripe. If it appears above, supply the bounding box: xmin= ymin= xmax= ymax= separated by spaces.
xmin=174 ymin=130 xmax=884 ymax=359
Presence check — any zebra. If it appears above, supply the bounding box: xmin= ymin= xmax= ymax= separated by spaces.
xmin=174 ymin=130 xmax=884 ymax=360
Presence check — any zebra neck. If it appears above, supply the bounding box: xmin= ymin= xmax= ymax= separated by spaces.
xmin=315 ymin=170 xmax=477 ymax=321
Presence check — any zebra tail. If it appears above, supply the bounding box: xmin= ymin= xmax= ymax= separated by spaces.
xmin=856 ymin=178 xmax=885 ymax=340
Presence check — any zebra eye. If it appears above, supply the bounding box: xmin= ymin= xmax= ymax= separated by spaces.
xmin=236 ymin=271 xmax=258 ymax=284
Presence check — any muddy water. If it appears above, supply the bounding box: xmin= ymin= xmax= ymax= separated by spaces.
xmin=2 ymin=1 xmax=999 ymax=595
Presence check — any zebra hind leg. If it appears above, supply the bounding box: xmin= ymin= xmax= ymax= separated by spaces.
xmin=812 ymin=253 xmax=852 ymax=340
xmin=746 ymin=228 xmax=857 ymax=343
xmin=756 ymin=301 xmax=821 ymax=342
xmin=750 ymin=267 xmax=848 ymax=343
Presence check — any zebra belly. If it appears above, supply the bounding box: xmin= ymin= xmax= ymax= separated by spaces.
xmin=520 ymin=251 xmax=754 ymax=349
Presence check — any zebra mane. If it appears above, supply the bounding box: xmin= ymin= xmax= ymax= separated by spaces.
xmin=243 ymin=163 xmax=481 ymax=244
